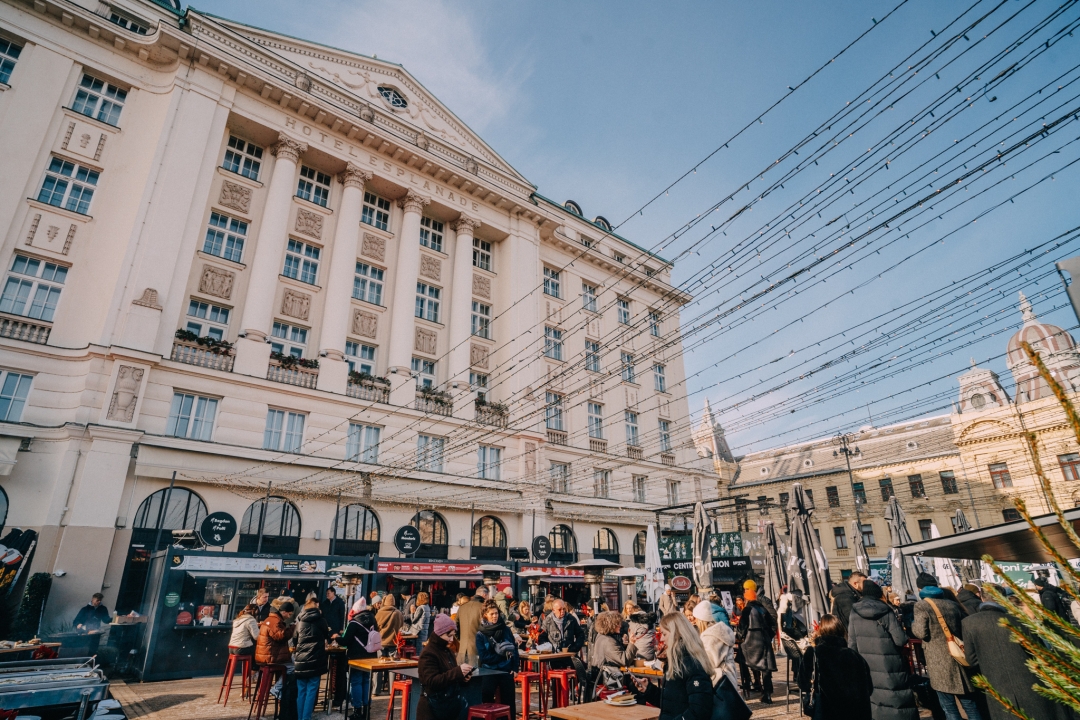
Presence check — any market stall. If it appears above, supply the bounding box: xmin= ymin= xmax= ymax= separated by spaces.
xmin=374 ymin=560 xmax=512 ymax=613
xmin=516 ymin=565 xmax=596 ymax=609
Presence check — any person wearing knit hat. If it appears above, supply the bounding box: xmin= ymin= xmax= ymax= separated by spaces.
xmin=743 ymin=579 xmax=757 ymax=592
xmin=692 ymin=600 xmax=738 ymax=688
xmin=847 ymin=579 xmax=919 ymax=720
xmin=736 ymin=584 xmax=777 ymax=703
xmin=915 ymin=571 xmax=939 ymax=589
xmin=417 ymin=614 xmax=472 ymax=720
xmin=433 ymin=613 xmax=456 ymax=637
xmin=913 ymin=574 xmax=982 ymax=719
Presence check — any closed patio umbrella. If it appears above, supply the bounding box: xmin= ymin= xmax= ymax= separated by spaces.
xmin=786 ymin=483 xmax=832 ymax=626
xmin=885 ymin=496 xmax=922 ymax=599
xmin=953 ymin=509 xmax=980 ymax=583
xmin=643 ymin=524 xmax=665 ymax=608
xmin=762 ymin=521 xmax=787 ymax=602
xmin=850 ymin=519 xmax=871 ymax=575
xmin=930 ymin=523 xmax=963 ymax=588
xmin=692 ymin=502 xmax=713 ymax=594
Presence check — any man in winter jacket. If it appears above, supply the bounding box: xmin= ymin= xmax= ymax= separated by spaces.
xmin=829 ymin=571 xmax=865 ymax=629
xmin=956 ymin=584 xmax=983 ymax=616
xmin=320 ymin=587 xmax=346 ymax=636
xmin=736 ymin=587 xmax=777 ymax=704
xmin=1034 ymin=577 xmax=1076 ymax=626
xmin=455 ymin=587 xmax=488 ymax=662
xmin=911 ymin=575 xmax=983 ymax=720
xmin=373 ymin=593 xmax=403 ymax=695
xmin=255 ymin=598 xmax=297 ymax=666
xmin=74 ymin=593 xmax=110 ymax=632
xmin=541 ymin=599 xmax=587 ymax=689
xmin=847 ymin=580 xmax=919 ymax=720
xmin=658 ymin=585 xmax=678 ymax=616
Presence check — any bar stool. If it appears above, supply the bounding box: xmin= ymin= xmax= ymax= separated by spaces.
xmin=547 ymin=669 xmax=577 ymax=707
xmin=218 ymin=651 xmax=253 ymax=706
xmin=385 ymin=678 xmax=412 ymax=720
xmin=466 ymin=704 xmax=511 ymax=720
xmin=248 ymin=664 xmax=285 ymax=720
xmin=515 ymin=671 xmax=544 ymax=720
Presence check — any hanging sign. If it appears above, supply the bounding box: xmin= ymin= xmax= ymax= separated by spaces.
xmin=531 ymin=536 xmax=552 ymax=561
xmin=394 ymin=526 xmax=422 ymax=555
xmin=199 ymin=512 xmax=237 ymax=547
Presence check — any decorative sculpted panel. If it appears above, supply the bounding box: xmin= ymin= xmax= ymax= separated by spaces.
xmin=361 ymin=233 xmax=386 ymax=261
xmin=281 ymin=289 xmax=311 ymax=321
xmin=295 ymin=208 xmax=323 ymax=239
xmin=199 ymin=265 xmax=234 ymax=299
xmin=107 ymin=365 xmax=144 ymax=423
xmin=472 ymin=273 xmax=491 ymax=299
xmin=415 ymin=327 xmax=437 ymax=355
xmin=470 ymin=343 xmax=490 ymax=369
xmin=219 ymin=180 xmax=252 ymax=214
xmin=352 ymin=309 xmax=378 ymax=338
xmin=419 ymin=255 xmax=441 ymax=282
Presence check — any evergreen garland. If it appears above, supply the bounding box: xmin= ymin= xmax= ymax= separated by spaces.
xmin=10 ymin=573 xmax=52 ymax=641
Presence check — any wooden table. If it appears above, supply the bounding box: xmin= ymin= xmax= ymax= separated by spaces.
xmin=346 ymin=658 xmax=419 ymax=720
xmin=0 ymin=642 xmax=61 ymax=661
xmin=623 ymin=667 xmax=663 ymax=678
xmin=548 ymin=700 xmax=659 ymax=720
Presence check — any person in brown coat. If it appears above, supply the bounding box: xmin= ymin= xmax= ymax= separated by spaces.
xmin=418 ymin=614 xmax=472 ymax=720
xmin=255 ymin=597 xmax=297 ymax=666
xmin=454 ymin=587 xmax=488 ymax=663
xmin=373 ymin=592 xmax=404 ymax=694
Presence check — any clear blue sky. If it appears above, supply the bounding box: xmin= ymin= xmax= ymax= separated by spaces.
xmin=193 ymin=0 xmax=1080 ymax=454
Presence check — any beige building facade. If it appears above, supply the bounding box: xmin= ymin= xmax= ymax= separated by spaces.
xmin=0 ymin=0 xmax=718 ymax=622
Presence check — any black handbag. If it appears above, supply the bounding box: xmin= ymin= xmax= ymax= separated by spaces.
xmin=711 ymin=675 xmax=752 ymax=720
xmin=423 ymin=687 xmax=467 ymax=720
xmin=801 ymin=653 xmax=818 ymax=718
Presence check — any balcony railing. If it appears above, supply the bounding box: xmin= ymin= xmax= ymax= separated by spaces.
xmin=546 ymin=429 xmax=568 ymax=445
xmin=475 ymin=403 xmax=509 ymax=428
xmin=267 ymin=359 xmax=318 ymax=389
xmin=0 ymin=316 xmax=50 ymax=345
xmin=660 ymin=452 xmax=675 ymax=466
xmin=589 ymin=438 xmax=607 ymax=453
xmin=626 ymin=445 xmax=643 ymax=460
xmin=347 ymin=378 xmax=390 ymax=404
xmin=415 ymin=392 xmax=453 ymax=416
xmin=171 ymin=340 xmax=235 ymax=372
xmin=835 ymin=548 xmax=850 ymax=557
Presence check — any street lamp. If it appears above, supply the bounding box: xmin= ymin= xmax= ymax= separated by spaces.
xmin=834 ymin=432 xmax=865 ymax=539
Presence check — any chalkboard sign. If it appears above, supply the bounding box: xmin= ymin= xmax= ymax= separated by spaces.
xmin=394 ymin=526 xmax=422 ymax=555
xmin=531 ymin=536 xmax=552 ymax=561
xmin=199 ymin=512 xmax=237 ymax=547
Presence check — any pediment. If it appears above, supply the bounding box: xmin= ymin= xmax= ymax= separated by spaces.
xmin=213 ymin=20 xmax=528 ymax=184
xmin=958 ymin=418 xmax=1018 ymax=444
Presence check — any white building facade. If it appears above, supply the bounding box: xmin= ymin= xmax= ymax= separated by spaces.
xmin=0 ymin=0 xmax=716 ymax=620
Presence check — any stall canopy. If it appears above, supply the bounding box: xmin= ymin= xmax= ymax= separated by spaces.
xmin=902 ymin=507 xmax=1080 ymax=563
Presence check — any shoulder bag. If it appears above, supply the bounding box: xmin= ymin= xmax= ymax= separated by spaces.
xmin=711 ymin=674 xmax=752 ymax=720
xmin=924 ymin=598 xmax=969 ymax=666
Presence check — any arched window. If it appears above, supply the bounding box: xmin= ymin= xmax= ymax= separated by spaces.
xmin=238 ymin=497 xmax=301 ymax=554
xmin=633 ymin=531 xmax=646 ymax=564
xmin=332 ymin=503 xmax=380 ymax=556
xmin=549 ymin=524 xmax=577 ymax=564
xmin=593 ymin=528 xmax=619 ymax=561
xmin=410 ymin=510 xmax=448 ymax=559
xmin=471 ymin=516 xmax=507 ymax=561
xmin=0 ymin=485 xmax=8 ymax=536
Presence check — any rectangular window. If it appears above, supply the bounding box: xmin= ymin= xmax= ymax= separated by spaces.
xmin=950 ymin=517 xmax=961 ymax=534
xmin=1002 ymin=508 xmax=1022 ymax=522
xmin=202 ymin=212 xmax=247 ymax=263
xmin=543 ymin=326 xmax=563 ymax=361
xmin=362 ymin=191 xmax=390 ymax=231
xmin=352 ymin=262 xmax=384 ymax=305
xmin=417 ymin=434 xmax=444 ymax=472
xmin=346 ymin=423 xmax=380 ymax=463
xmin=411 ymin=357 xmax=436 ymax=389
xmin=594 ymin=469 xmax=611 ymax=499
xmin=296 ymin=166 xmax=331 ymax=206
xmin=989 ymin=462 xmax=1013 ymax=489
xmin=543 ymin=267 xmax=561 ymax=298
xmin=71 ymin=73 xmax=127 ymax=125
xmin=667 ymin=479 xmax=681 ymax=505
xmin=166 ymin=393 xmax=217 ymax=441
xmin=617 ymin=298 xmax=631 ymax=325
xmin=419 ymin=216 xmax=444 ymax=252
xmin=585 ymin=340 xmax=601 ymax=373
xmin=582 ymin=282 xmax=598 ymax=312
xmin=654 ymin=364 xmax=666 ymax=393
xmin=918 ymin=519 xmax=933 ymax=541
xmin=545 ymin=392 xmax=564 ymax=431
xmin=648 ymin=311 xmax=661 ymax=337
xmin=861 ymin=523 xmax=876 ymax=547
xmin=472 ymin=238 xmax=491 ymax=271
xmin=0 ymin=254 xmax=67 ymax=322
xmin=108 ymin=12 xmax=148 ymax=34
xmin=264 ymin=409 xmax=305 ymax=452
xmin=471 ymin=301 xmax=491 ymax=339
xmin=550 ymin=462 xmax=570 ymax=493
xmin=221 ymin=135 xmax=263 ymax=181
xmin=345 ymin=341 xmax=376 ymax=375
xmin=940 ymin=470 xmax=959 ymax=494
xmin=270 ymin=321 xmax=307 ymax=358
xmin=0 ymin=371 xmax=32 ymax=422
xmin=758 ymin=495 xmax=769 ymax=516
xmin=185 ymin=299 xmax=230 ymax=340
xmin=587 ymin=402 xmax=604 ymax=439
xmin=852 ymin=482 xmax=866 ymax=505
xmin=478 ymin=445 xmax=502 ymax=480
xmin=38 ymin=157 xmax=99 ymax=214
xmin=826 ymin=486 xmax=840 ymax=508
xmin=658 ymin=420 xmax=672 ymax=452
xmin=633 ymin=475 xmax=646 ymax=503
xmin=613 ymin=252 xmax=625 ymax=263
xmin=833 ymin=527 xmax=848 ymax=549
xmin=415 ymin=282 xmax=441 ymax=322
xmin=909 ymin=474 xmax=926 ymax=499
xmin=470 ymin=371 xmax=488 ymax=391
xmin=283 ymin=238 xmax=320 ymax=285
xmin=879 ymin=477 xmax=894 ymax=501
xmin=1060 ymin=453 xmax=1080 ymax=481
xmin=620 ymin=352 xmax=636 ymax=383
xmin=625 ymin=411 xmax=639 ymax=447
xmin=0 ymin=38 xmax=22 ymax=85
xmin=805 ymin=489 xmax=814 ymax=503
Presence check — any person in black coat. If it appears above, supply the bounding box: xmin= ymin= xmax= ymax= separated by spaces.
xmin=1034 ymin=577 xmax=1076 ymax=626
xmin=418 ymin=614 xmax=472 ymax=720
xmin=847 ymin=580 xmax=919 ymax=720
xmin=630 ymin=613 xmax=713 ymax=720
xmin=829 ymin=571 xmax=865 ymax=629
xmin=320 ymin=587 xmax=346 ymax=635
xmin=956 ymin=585 xmax=982 ymax=616
xmin=475 ymin=601 xmax=519 ymax=720
xmin=74 ymin=593 xmax=110 ymax=632
xmin=736 ymin=587 xmax=777 ymax=704
xmin=540 ymin=599 xmax=587 ymax=688
xmin=293 ymin=595 xmax=332 ymax=720
xmin=798 ymin=614 xmax=873 ymax=720
xmin=342 ymin=601 xmax=379 ymax=719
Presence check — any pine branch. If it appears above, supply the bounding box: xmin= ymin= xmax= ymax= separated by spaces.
xmin=1012 ymin=490 xmax=1080 ymax=609
xmin=972 ymin=675 xmax=1036 ymax=720
xmin=983 ymin=557 xmax=1080 ymax=642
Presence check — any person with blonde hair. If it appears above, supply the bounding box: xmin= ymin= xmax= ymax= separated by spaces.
xmin=692 ymin=599 xmax=737 ymax=688
xmin=630 ymin=613 xmax=713 ymax=720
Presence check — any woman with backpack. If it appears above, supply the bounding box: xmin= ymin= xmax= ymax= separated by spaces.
xmin=797 ymin=614 xmax=873 ymax=720
xmin=342 ymin=598 xmax=381 ymax=720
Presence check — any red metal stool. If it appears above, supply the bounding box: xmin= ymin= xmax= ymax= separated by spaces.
xmin=515 ymin=671 xmax=544 ymax=720
xmin=548 ymin=669 xmax=577 ymax=707
xmin=248 ymin=664 xmax=285 ymax=720
xmin=386 ymin=678 xmax=412 ymax=720
xmin=218 ymin=650 xmax=253 ymax=706
xmin=400 ymin=643 xmax=418 ymax=659
xmin=466 ymin=704 xmax=511 ymax=720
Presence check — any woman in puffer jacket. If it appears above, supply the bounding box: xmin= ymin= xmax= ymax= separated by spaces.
xmin=229 ymin=604 xmax=261 ymax=655
xmin=293 ymin=593 xmax=332 ymax=720
xmin=692 ymin=600 xmax=738 ymax=688
xmin=622 ymin=602 xmax=656 ymax=661
xmin=630 ymin=613 xmax=713 ymax=720
xmin=847 ymin=580 xmax=918 ymax=720
xmin=475 ymin=600 xmax=518 ymax=720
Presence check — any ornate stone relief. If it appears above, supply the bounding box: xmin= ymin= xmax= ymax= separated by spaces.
xmin=465 ymin=158 xmax=479 ymax=174
xmin=470 ymin=343 xmax=490 ymax=369
xmin=361 ymin=233 xmax=385 ymax=261
xmin=659 ymin=397 xmax=671 ymax=418
xmin=199 ymin=265 xmax=234 ymax=299
xmin=545 ymin=301 xmax=562 ymax=325
xmin=625 ymin=387 xmax=639 ymax=408
xmin=454 ymin=216 xmax=481 ymax=236
xmin=107 ymin=365 xmax=144 ymax=423
xmin=589 ymin=378 xmax=604 ymax=399
xmin=352 ymin=309 xmax=378 ymax=338
xmin=419 ymin=255 xmax=441 ymax=282
xmin=25 ymin=215 xmax=77 ymax=256
xmin=132 ymin=288 xmax=162 ymax=310
xmin=295 ymin=208 xmax=323 ymax=239
xmin=472 ymin=274 xmax=491 ymax=300
xmin=281 ymin=289 xmax=311 ymax=321
xmin=586 ymin=318 xmax=601 ymax=338
xmin=219 ymin=180 xmax=252 ymax=214
xmin=415 ymin=327 xmax=437 ymax=355
xmin=416 ymin=132 xmax=430 ymax=151
xmin=524 ymin=442 xmax=537 ymax=476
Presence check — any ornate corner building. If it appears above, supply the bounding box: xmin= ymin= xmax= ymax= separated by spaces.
xmin=0 ymin=0 xmax=720 ymax=621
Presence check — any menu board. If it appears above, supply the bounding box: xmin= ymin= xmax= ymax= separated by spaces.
xmin=173 ymin=555 xmax=283 ymax=572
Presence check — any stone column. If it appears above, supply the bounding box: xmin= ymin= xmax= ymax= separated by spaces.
xmin=316 ymin=164 xmax=372 ymax=394
xmin=448 ymin=216 xmax=480 ymax=392
xmin=232 ymin=134 xmax=307 ymax=377
xmin=387 ymin=190 xmax=429 ymax=405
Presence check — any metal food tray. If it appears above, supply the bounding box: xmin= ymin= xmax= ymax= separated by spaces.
xmin=0 ymin=657 xmax=109 ymax=711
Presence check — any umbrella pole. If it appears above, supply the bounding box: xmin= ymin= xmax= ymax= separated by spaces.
xmin=786 ymin=654 xmax=790 ymax=713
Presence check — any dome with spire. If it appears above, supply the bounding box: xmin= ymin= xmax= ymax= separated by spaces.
xmin=1005 ymin=291 xmax=1080 ymax=402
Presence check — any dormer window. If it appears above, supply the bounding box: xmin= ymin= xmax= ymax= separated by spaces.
xmin=108 ymin=10 xmax=149 ymax=34
xmin=378 ymin=86 xmax=407 ymax=109
xmin=563 ymin=200 xmax=582 ymax=216
xmin=593 ymin=216 xmax=612 ymax=232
